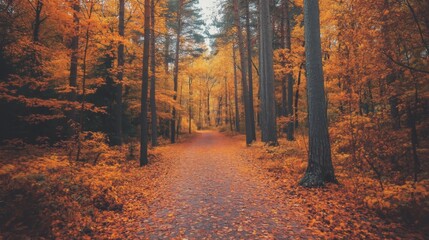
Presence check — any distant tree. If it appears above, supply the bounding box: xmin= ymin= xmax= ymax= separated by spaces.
xmin=168 ymin=0 xmax=205 ymax=143
xmin=170 ymin=0 xmax=182 ymax=144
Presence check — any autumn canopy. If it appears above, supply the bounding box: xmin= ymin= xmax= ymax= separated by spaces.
xmin=0 ymin=0 xmax=428 ymax=238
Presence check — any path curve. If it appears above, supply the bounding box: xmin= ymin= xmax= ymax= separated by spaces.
xmin=142 ymin=131 xmax=306 ymax=239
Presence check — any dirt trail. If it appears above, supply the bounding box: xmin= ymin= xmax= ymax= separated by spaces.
xmin=142 ymin=131 xmax=306 ymax=239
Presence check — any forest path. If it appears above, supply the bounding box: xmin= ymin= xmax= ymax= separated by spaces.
xmin=142 ymin=131 xmax=306 ymax=239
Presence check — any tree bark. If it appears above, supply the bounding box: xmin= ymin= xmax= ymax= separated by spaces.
xmin=69 ymin=0 xmax=79 ymax=100
xmin=140 ymin=0 xmax=151 ymax=166
xmin=299 ymin=0 xmax=336 ymax=187
xmin=188 ymin=77 xmax=193 ymax=133
xmin=76 ymin=3 xmax=94 ymax=162
xmin=245 ymin=0 xmax=256 ymax=141
xmin=259 ymin=0 xmax=277 ymax=144
xmin=32 ymin=0 xmax=43 ymax=43
xmin=176 ymin=80 xmax=183 ymax=139
xmin=112 ymin=0 xmax=125 ymax=146
xmin=150 ymin=0 xmax=158 ymax=146
xmin=162 ymin=33 xmax=170 ymax=139
xmin=232 ymin=43 xmax=240 ymax=132
xmin=224 ymin=76 xmax=229 ymax=125
xmin=233 ymin=0 xmax=253 ymax=145
xmin=407 ymin=103 xmax=420 ymax=182
xmin=198 ymin=79 xmax=203 ymax=129
xmin=285 ymin=0 xmax=295 ymax=141
xmin=207 ymin=89 xmax=211 ymax=126
xmin=294 ymin=63 xmax=304 ymax=127
xmin=171 ymin=0 xmax=183 ymax=143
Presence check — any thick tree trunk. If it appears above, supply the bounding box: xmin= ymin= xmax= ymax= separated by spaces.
xmin=299 ymin=0 xmax=336 ymax=187
xmin=150 ymin=0 xmax=158 ymax=147
xmin=233 ymin=0 xmax=253 ymax=145
xmin=259 ymin=0 xmax=277 ymax=144
xmin=140 ymin=0 xmax=151 ymax=166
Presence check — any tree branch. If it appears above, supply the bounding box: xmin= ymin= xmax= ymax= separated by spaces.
xmin=384 ymin=53 xmax=429 ymax=74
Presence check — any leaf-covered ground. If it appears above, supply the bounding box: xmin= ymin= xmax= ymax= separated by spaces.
xmin=0 ymin=131 xmax=427 ymax=239
xmin=143 ymin=131 xmax=307 ymax=239
xmin=0 ymin=142 xmax=173 ymax=239
xmin=142 ymin=131 xmax=426 ymax=239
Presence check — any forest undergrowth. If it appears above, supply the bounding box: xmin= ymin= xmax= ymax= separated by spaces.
xmin=0 ymin=136 xmax=174 ymax=239
xmin=240 ymin=130 xmax=428 ymax=238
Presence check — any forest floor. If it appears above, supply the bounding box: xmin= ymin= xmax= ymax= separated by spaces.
xmin=141 ymin=130 xmax=426 ymax=239
xmin=142 ymin=131 xmax=306 ymax=239
xmin=0 ymin=131 xmax=427 ymax=239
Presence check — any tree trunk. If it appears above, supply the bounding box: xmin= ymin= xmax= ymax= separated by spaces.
xmin=259 ymin=0 xmax=277 ymax=144
xmin=69 ymin=0 xmax=79 ymax=100
xmin=233 ymin=0 xmax=253 ymax=145
xmin=407 ymin=104 xmax=420 ymax=182
xmin=171 ymin=0 xmax=183 ymax=143
xmin=389 ymin=95 xmax=401 ymax=130
xmin=33 ymin=0 xmax=43 ymax=43
xmin=140 ymin=0 xmax=151 ymax=166
xmin=150 ymin=0 xmax=158 ymax=147
xmin=217 ymin=96 xmax=222 ymax=126
xmin=198 ymin=87 xmax=202 ymax=129
xmin=207 ymin=91 xmax=211 ymax=126
xmin=299 ymin=0 xmax=336 ymax=187
xmin=112 ymin=0 xmax=125 ymax=146
xmin=224 ymin=76 xmax=229 ymax=125
xmin=245 ymin=0 xmax=256 ymax=141
xmin=188 ymin=77 xmax=193 ymax=133
xmin=280 ymin=0 xmax=288 ymax=130
xmin=162 ymin=33 xmax=170 ymax=139
xmin=294 ymin=63 xmax=304 ymax=128
xmin=68 ymin=0 xmax=79 ymax=139
xmin=228 ymin=83 xmax=234 ymax=132
xmin=76 ymin=3 xmax=94 ymax=161
xmin=176 ymin=80 xmax=183 ymax=139
xmin=285 ymin=0 xmax=295 ymax=141
xmin=232 ymin=43 xmax=240 ymax=132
